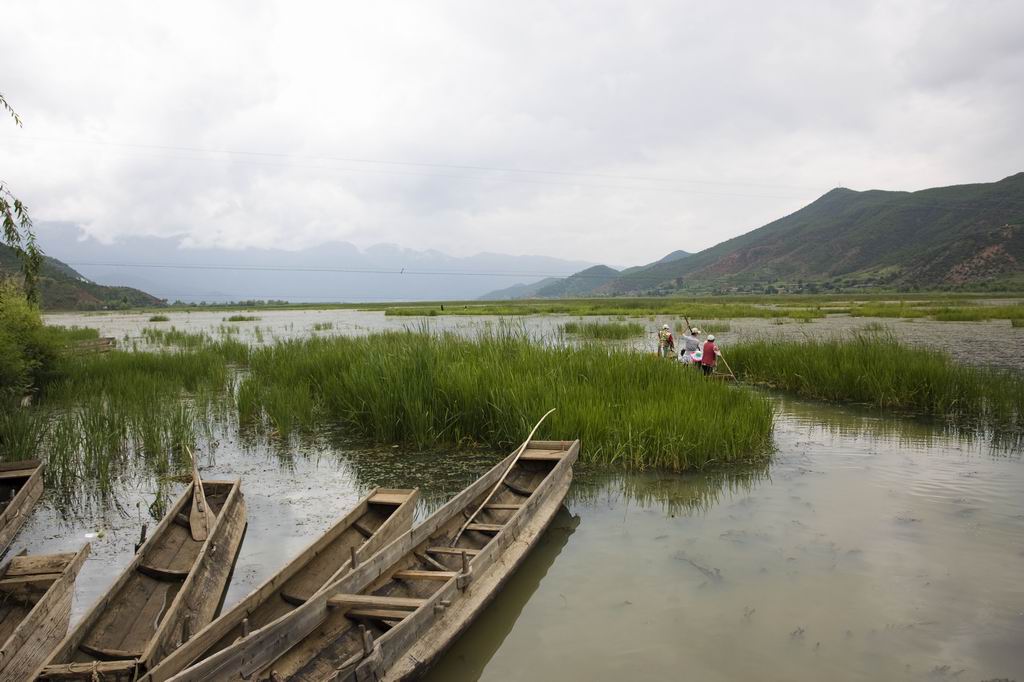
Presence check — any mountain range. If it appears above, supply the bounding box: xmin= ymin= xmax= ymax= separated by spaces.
xmin=0 ymin=244 xmax=162 ymax=310
xmin=11 ymin=172 xmax=1023 ymax=309
xmin=28 ymin=223 xmax=599 ymax=307
xmin=487 ymin=172 xmax=1024 ymax=297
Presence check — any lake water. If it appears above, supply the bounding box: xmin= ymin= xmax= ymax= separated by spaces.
xmin=17 ymin=309 xmax=1024 ymax=680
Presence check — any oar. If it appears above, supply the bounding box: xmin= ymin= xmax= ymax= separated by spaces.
xmin=684 ymin=316 xmax=695 ymax=335
xmin=450 ymin=408 xmax=556 ymax=547
xmin=185 ymin=445 xmax=211 ymax=542
xmin=717 ymin=352 xmax=738 ymax=381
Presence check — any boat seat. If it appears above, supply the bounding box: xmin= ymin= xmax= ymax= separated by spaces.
xmin=326 ymin=594 xmax=425 ymax=610
xmin=137 ymin=563 xmax=189 ymax=581
xmin=518 ymin=449 xmax=564 ymax=461
xmin=464 ymin=523 xmax=503 ymax=533
xmin=368 ymin=492 xmax=410 ymax=506
xmin=483 ymin=503 xmax=522 ymax=510
xmin=426 ymin=547 xmax=481 ymax=557
xmin=393 ymin=569 xmax=458 ymax=582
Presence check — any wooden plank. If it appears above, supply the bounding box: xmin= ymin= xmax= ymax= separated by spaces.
xmin=5 ymin=552 xmax=76 ymax=577
xmin=352 ymin=519 xmax=375 ymax=538
xmin=464 ymin=523 xmax=503 ymax=533
xmin=368 ymin=491 xmax=413 ymax=506
xmin=0 ymin=459 xmax=40 ymax=473
xmin=346 ymin=608 xmax=415 ymax=621
xmin=0 ymin=469 xmax=33 ymax=481
xmin=426 ymin=547 xmax=480 ymax=557
xmin=483 ymin=503 xmax=522 ymax=510
xmin=326 ymin=594 xmax=425 ymax=610
xmin=0 ymin=463 xmax=43 ymax=555
xmin=392 ymin=570 xmax=457 ymax=582
xmin=0 ymin=572 xmax=61 ymax=590
xmin=518 ymin=450 xmax=565 ymax=461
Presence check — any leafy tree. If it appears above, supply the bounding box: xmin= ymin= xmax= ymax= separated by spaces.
xmin=0 ymin=92 xmax=41 ymax=303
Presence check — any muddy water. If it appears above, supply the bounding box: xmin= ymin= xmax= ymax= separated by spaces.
xmin=45 ymin=307 xmax=1024 ymax=369
xmin=20 ymin=310 xmax=1024 ymax=679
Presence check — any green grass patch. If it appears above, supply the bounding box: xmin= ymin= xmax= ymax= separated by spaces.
xmin=1012 ymin=319 xmax=1024 ymax=328
xmin=312 ymin=321 xmax=334 ymax=331
xmin=560 ymin=321 xmax=644 ymax=339
xmin=148 ymin=314 xmax=170 ymax=322
xmin=224 ymin=314 xmax=260 ymax=322
xmin=237 ymin=330 xmax=774 ymax=471
xmin=727 ymin=333 xmax=1024 ymax=433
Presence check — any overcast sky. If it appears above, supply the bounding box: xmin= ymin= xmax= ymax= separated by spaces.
xmin=2 ymin=1 xmax=1022 ymax=267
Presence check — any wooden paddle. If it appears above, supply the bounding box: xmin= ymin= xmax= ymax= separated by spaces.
xmin=717 ymin=352 xmax=738 ymax=381
xmin=450 ymin=408 xmax=556 ymax=547
xmin=185 ymin=445 xmax=211 ymax=542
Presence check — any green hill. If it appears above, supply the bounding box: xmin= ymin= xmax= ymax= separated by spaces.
xmin=601 ymin=172 xmax=1024 ymax=294
xmin=0 ymin=245 xmax=163 ymax=310
xmin=532 ymin=265 xmax=621 ymax=298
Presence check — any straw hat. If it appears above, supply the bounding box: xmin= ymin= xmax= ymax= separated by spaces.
xmin=662 ymin=324 xmax=670 ymax=330
xmin=690 ymin=327 xmax=702 ymax=335
xmin=708 ymin=334 xmax=716 ymax=341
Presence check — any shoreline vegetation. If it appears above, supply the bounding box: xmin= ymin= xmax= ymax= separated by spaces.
xmin=728 ymin=333 xmax=1024 ymax=436
xmin=6 ymin=291 xmax=1024 ymax=509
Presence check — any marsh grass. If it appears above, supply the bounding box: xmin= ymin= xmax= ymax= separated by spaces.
xmin=312 ymin=321 xmax=334 ymax=331
xmin=224 ymin=314 xmax=260 ymax=322
xmin=1012 ymin=319 xmax=1024 ymax=328
xmin=728 ymin=333 xmax=1024 ymax=433
xmin=384 ymin=300 xmax=826 ymax=320
xmin=237 ymin=330 xmax=774 ymax=471
xmin=148 ymin=314 xmax=170 ymax=322
xmin=560 ymin=320 xmax=644 ymax=340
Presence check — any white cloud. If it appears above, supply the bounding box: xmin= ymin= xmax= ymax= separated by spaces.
xmin=2 ymin=0 xmax=1022 ymax=265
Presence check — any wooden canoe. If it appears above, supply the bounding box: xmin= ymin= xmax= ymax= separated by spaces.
xmin=168 ymin=439 xmax=579 ymax=682
xmin=0 ymin=459 xmax=45 ymax=556
xmin=143 ymin=488 xmax=419 ymax=682
xmin=36 ymin=479 xmax=247 ymax=681
xmin=0 ymin=544 xmax=90 ymax=679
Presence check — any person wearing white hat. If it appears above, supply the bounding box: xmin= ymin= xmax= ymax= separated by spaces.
xmin=679 ymin=326 xmax=703 ymax=366
xmin=700 ymin=334 xmax=721 ymax=376
xmin=657 ymin=323 xmax=675 ymax=358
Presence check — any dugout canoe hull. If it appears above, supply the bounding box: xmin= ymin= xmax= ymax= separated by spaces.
xmin=167 ymin=439 xmax=579 ymax=682
xmin=143 ymin=488 xmax=419 ymax=682
xmin=36 ymin=480 xmax=247 ymax=681
xmin=0 ymin=544 xmax=90 ymax=680
xmin=0 ymin=460 xmax=44 ymax=557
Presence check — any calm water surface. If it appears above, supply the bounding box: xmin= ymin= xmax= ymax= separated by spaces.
xmin=19 ymin=310 xmax=1024 ymax=680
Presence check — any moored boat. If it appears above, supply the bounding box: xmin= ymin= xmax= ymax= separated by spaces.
xmin=0 ymin=459 xmax=44 ymax=556
xmin=36 ymin=479 xmax=247 ymax=681
xmin=168 ymin=438 xmax=579 ymax=681
xmin=0 ymin=544 xmax=91 ymax=679
xmin=143 ymin=488 xmax=418 ymax=682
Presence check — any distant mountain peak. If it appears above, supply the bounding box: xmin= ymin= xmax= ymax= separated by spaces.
xmin=656 ymin=250 xmax=692 ymax=264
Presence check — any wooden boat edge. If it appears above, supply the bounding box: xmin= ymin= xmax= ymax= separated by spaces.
xmin=368 ymin=440 xmax=579 ymax=680
xmin=142 ymin=487 xmax=418 ymax=682
xmin=0 ymin=460 xmax=45 ymax=556
xmin=385 ymin=471 xmax=572 ymax=680
xmin=3 ymin=543 xmax=91 ymax=679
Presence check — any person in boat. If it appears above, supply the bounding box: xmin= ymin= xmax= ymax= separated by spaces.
xmin=700 ymin=334 xmax=720 ymax=376
xmin=679 ymin=327 xmax=702 ymax=365
xmin=657 ymin=324 xmax=675 ymax=358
